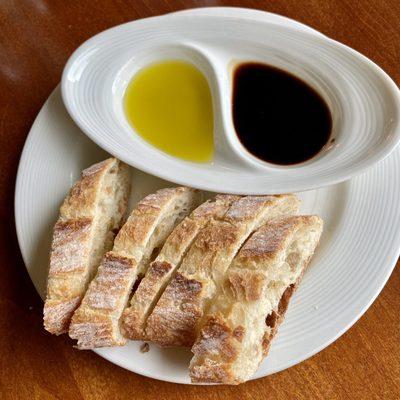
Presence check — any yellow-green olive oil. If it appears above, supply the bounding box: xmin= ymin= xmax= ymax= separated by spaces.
xmin=124 ymin=60 xmax=214 ymax=162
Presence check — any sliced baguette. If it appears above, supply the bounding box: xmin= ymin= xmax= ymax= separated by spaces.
xmin=43 ymin=158 xmax=131 ymax=335
xmin=121 ymin=195 xmax=240 ymax=340
xmin=68 ymin=187 xmax=200 ymax=349
xmin=146 ymin=194 xmax=300 ymax=347
xmin=190 ymin=215 xmax=323 ymax=384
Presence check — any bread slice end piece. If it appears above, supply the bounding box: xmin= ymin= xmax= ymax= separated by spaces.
xmin=44 ymin=158 xmax=131 ymax=335
xmin=190 ymin=215 xmax=323 ymax=384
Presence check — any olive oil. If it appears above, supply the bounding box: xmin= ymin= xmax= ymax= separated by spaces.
xmin=124 ymin=60 xmax=214 ymax=162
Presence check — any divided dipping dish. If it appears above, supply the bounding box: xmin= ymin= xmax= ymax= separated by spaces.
xmin=61 ymin=14 xmax=400 ymax=194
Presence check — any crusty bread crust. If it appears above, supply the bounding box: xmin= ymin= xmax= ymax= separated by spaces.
xmin=121 ymin=195 xmax=240 ymax=340
xmin=189 ymin=216 xmax=323 ymax=384
xmin=146 ymin=194 xmax=300 ymax=347
xmin=261 ymin=278 xmax=299 ymax=356
xmin=43 ymin=158 xmax=131 ymax=335
xmin=69 ymin=187 xmax=200 ymax=349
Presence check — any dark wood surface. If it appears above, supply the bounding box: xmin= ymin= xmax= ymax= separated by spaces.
xmin=1 ymin=1 xmax=399 ymax=399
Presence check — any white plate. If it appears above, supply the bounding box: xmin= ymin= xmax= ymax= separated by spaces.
xmin=61 ymin=10 xmax=400 ymax=195
xmin=15 ymin=8 xmax=400 ymax=384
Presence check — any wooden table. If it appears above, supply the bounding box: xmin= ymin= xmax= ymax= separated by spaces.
xmin=1 ymin=1 xmax=399 ymax=399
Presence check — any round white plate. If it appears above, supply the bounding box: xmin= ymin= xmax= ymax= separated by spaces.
xmin=61 ymin=9 xmax=400 ymax=195
xmin=15 ymin=8 xmax=400 ymax=384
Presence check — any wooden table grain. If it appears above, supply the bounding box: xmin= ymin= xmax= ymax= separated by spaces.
xmin=1 ymin=1 xmax=399 ymax=399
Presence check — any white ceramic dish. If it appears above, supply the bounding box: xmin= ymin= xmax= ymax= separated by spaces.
xmin=15 ymin=8 xmax=400 ymax=384
xmin=61 ymin=11 xmax=400 ymax=195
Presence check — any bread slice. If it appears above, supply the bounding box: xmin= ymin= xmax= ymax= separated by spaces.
xmin=43 ymin=158 xmax=131 ymax=335
xmin=190 ymin=215 xmax=323 ymax=384
xmin=121 ymin=195 xmax=240 ymax=340
xmin=145 ymin=194 xmax=300 ymax=347
xmin=68 ymin=187 xmax=200 ymax=349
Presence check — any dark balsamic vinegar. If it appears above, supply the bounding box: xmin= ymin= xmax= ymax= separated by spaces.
xmin=232 ymin=63 xmax=332 ymax=165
